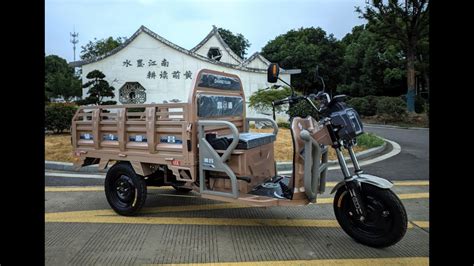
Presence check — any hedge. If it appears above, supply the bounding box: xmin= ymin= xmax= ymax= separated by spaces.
xmin=45 ymin=103 xmax=78 ymax=133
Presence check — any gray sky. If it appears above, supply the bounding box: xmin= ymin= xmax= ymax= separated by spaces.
xmin=45 ymin=0 xmax=367 ymax=62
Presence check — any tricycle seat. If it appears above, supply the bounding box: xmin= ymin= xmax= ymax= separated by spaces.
xmin=206 ymin=132 xmax=276 ymax=150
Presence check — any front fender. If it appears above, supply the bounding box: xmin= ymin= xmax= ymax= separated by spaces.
xmin=330 ymin=173 xmax=394 ymax=194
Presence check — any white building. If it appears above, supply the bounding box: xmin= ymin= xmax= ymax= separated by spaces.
xmin=72 ymin=25 xmax=300 ymax=117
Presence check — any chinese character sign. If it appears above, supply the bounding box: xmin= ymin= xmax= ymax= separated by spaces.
xmin=121 ymin=58 xmax=192 ymax=80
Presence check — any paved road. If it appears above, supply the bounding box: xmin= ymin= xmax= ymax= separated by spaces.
xmin=46 ymin=183 xmax=429 ymax=265
xmin=363 ymin=125 xmax=428 ymax=180
xmin=45 ymin=125 xmax=429 ymax=265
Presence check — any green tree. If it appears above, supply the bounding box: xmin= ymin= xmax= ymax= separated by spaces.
xmin=218 ymin=28 xmax=251 ymax=59
xmin=82 ymin=70 xmax=116 ymax=105
xmin=261 ymin=27 xmax=344 ymax=96
xmin=337 ymin=24 xmax=405 ymax=97
xmin=45 ymin=55 xmax=82 ymax=102
xmin=80 ymin=37 xmax=127 ymax=61
xmin=249 ymin=87 xmax=292 ymax=113
xmin=357 ymin=0 xmax=429 ymax=112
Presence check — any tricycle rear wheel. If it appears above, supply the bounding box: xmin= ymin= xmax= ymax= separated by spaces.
xmin=104 ymin=162 xmax=147 ymax=216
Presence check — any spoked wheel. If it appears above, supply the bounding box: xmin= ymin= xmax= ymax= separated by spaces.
xmin=104 ymin=162 xmax=147 ymax=216
xmin=334 ymin=183 xmax=407 ymax=248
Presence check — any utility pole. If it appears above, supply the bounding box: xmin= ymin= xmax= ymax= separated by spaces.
xmin=70 ymin=27 xmax=79 ymax=61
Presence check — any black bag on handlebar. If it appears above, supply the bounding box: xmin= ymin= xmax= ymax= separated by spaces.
xmin=329 ymin=107 xmax=364 ymax=141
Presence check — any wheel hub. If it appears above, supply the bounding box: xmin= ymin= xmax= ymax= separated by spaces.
xmin=115 ymin=175 xmax=134 ymax=202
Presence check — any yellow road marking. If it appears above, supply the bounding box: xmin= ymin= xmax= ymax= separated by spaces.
xmin=412 ymin=221 xmax=429 ymax=228
xmin=46 ymin=191 xmax=427 ymax=216
xmin=45 ymin=186 xmax=172 ymax=192
xmin=397 ymin=193 xmax=428 ymax=200
xmin=325 ymin=180 xmax=429 ymax=187
xmin=149 ymin=257 xmax=429 ymax=266
xmin=45 ymin=180 xmax=429 ymax=193
xmin=45 ymin=209 xmax=428 ymax=229
xmin=141 ymin=203 xmax=251 ymax=214
xmin=393 ymin=181 xmax=429 ymax=186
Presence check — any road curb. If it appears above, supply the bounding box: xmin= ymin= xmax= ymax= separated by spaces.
xmin=364 ymin=123 xmax=429 ymax=130
xmin=45 ymin=140 xmax=390 ymax=173
xmin=45 ymin=161 xmax=108 ymax=173
xmin=276 ymin=141 xmax=388 ymax=171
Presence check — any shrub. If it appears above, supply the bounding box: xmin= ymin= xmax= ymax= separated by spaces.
xmin=376 ymin=97 xmax=407 ymax=122
xmin=45 ymin=103 xmax=78 ymax=133
xmin=286 ymin=99 xmax=320 ymax=120
xmin=414 ymin=95 xmax=426 ymax=113
xmin=347 ymin=97 xmax=376 ymax=116
xmin=277 ymin=121 xmax=290 ymax=129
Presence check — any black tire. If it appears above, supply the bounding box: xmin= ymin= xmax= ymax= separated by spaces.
xmin=171 ymin=185 xmax=193 ymax=193
xmin=104 ymin=162 xmax=147 ymax=216
xmin=333 ymin=183 xmax=407 ymax=248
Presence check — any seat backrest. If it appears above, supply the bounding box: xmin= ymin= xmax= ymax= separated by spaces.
xmin=189 ymin=69 xmax=246 ymax=135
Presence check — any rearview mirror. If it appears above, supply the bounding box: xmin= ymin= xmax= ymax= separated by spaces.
xmin=267 ymin=63 xmax=280 ymax=83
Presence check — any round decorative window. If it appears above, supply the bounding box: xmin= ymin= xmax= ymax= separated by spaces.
xmin=119 ymin=82 xmax=146 ymax=104
xmin=207 ymin=47 xmax=222 ymax=61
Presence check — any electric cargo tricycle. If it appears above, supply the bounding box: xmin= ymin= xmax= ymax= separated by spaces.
xmin=71 ymin=65 xmax=407 ymax=248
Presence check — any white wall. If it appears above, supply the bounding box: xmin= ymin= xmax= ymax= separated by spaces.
xmin=245 ymin=56 xmax=269 ymax=70
xmin=82 ymin=32 xmax=291 ymax=119
xmin=193 ymin=35 xmax=241 ymax=65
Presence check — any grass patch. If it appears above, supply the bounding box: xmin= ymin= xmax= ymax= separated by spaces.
xmin=45 ymin=129 xmax=385 ymax=163
xmin=45 ymin=134 xmax=78 ymax=163
xmin=356 ymin=132 xmax=385 ymax=148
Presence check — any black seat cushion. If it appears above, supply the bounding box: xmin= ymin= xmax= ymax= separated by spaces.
xmin=206 ymin=132 xmax=276 ymax=150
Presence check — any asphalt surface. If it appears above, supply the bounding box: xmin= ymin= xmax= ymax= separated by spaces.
xmin=45 ymin=125 xmax=430 ymax=265
xmin=352 ymin=125 xmax=429 ymax=181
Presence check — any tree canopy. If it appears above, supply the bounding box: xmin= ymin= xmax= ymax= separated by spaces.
xmin=81 ymin=70 xmax=116 ymax=105
xmin=261 ymin=27 xmax=344 ymax=96
xmin=80 ymin=37 xmax=127 ymax=61
xmin=45 ymin=55 xmax=81 ymax=102
xmin=218 ymin=28 xmax=251 ymax=59
xmin=337 ymin=24 xmax=405 ymax=97
xmin=356 ymin=0 xmax=429 ymax=111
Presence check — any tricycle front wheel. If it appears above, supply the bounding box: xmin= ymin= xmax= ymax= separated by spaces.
xmin=333 ymin=183 xmax=407 ymax=248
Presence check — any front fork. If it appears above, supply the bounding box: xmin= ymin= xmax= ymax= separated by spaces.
xmin=335 ymin=143 xmax=367 ymax=220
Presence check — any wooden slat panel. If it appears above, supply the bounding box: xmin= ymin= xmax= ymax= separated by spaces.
xmin=156 ymin=144 xmax=183 ymax=152
xmin=156 ymin=112 xmax=184 ymax=116
xmin=117 ymin=108 xmax=126 ymax=152
xmin=156 ymin=128 xmax=183 ymax=133
xmin=126 ymin=112 xmax=145 ymax=116
xmin=92 ymin=109 xmax=100 ymax=150
xmin=100 ymin=141 xmax=119 ymax=148
xmin=100 ymin=126 xmax=117 ymax=131
xmin=126 ymin=127 xmax=146 ymax=132
xmin=99 ymin=121 xmax=117 ymax=125
xmin=156 ymin=121 xmax=187 ymax=126
xmin=126 ymin=121 xmax=146 ymax=125
xmin=146 ymin=106 xmax=156 ymax=154
xmin=126 ymin=142 xmax=148 ymax=150
xmin=75 ymin=121 xmax=93 ymax=125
